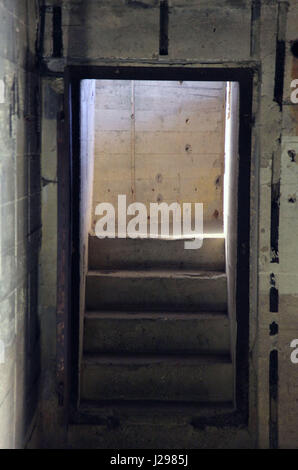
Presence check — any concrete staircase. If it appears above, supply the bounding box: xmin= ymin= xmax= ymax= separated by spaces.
xmin=71 ymin=235 xmax=248 ymax=448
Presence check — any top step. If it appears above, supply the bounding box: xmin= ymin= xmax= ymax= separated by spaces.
xmin=88 ymin=235 xmax=225 ymax=271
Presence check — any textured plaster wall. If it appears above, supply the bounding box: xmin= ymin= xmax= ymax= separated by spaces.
xmin=38 ymin=0 xmax=298 ymax=448
xmin=79 ymin=79 xmax=96 ymax=391
xmin=0 ymin=0 xmax=41 ymax=449
xmin=224 ymin=82 xmax=239 ymax=369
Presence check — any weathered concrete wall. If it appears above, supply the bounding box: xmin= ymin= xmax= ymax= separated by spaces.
xmin=38 ymin=0 xmax=298 ymax=449
xmin=92 ymin=79 xmax=225 ymax=235
xmin=79 ymin=79 xmax=96 ymax=392
xmin=224 ymin=82 xmax=239 ymax=370
xmin=0 ymin=0 xmax=41 ymax=449
xmin=38 ymin=76 xmax=64 ymax=448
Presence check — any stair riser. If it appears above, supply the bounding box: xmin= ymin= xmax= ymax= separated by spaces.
xmin=68 ymin=424 xmax=252 ymax=449
xmin=88 ymin=236 xmax=225 ymax=271
xmin=84 ymin=316 xmax=230 ymax=354
xmin=81 ymin=360 xmax=233 ymax=402
xmin=86 ymin=276 xmax=227 ymax=311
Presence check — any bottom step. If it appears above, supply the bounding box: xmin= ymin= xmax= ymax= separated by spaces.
xmin=67 ymin=420 xmax=252 ymax=449
xmin=69 ymin=401 xmax=250 ymax=449
xmin=81 ymin=355 xmax=233 ymax=402
xmin=76 ymin=401 xmax=235 ymax=425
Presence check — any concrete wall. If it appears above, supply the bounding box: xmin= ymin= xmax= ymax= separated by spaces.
xmin=224 ymin=82 xmax=240 ymax=374
xmin=38 ymin=0 xmax=298 ymax=449
xmin=92 ymin=79 xmax=225 ymax=235
xmin=79 ymin=80 xmax=95 ymax=391
xmin=38 ymin=76 xmax=64 ymax=449
xmin=0 ymin=0 xmax=41 ymax=449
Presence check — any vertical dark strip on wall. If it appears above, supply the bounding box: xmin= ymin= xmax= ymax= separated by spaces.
xmin=273 ymin=2 xmax=288 ymax=111
xmin=250 ymin=0 xmax=261 ymax=57
xmin=273 ymin=40 xmax=285 ymax=110
xmin=271 ymin=180 xmax=280 ymax=263
xmin=159 ymin=1 xmax=169 ymax=56
xmin=270 ymin=286 xmax=279 ymax=312
xmin=37 ymin=5 xmax=46 ymax=63
xmin=70 ymin=79 xmax=81 ymax=409
xmin=57 ymin=102 xmax=70 ymax=413
xmin=269 ymin=350 xmax=278 ymax=448
xmin=270 ymin=273 xmax=279 ymax=313
xmin=53 ymin=6 xmax=63 ymax=58
xmin=235 ymin=72 xmax=253 ymax=420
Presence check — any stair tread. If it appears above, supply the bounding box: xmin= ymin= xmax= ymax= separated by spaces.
xmin=79 ymin=400 xmax=234 ymax=413
xmin=81 ymin=355 xmax=233 ymax=403
xmin=84 ymin=310 xmax=230 ymax=354
xmin=86 ymin=269 xmax=227 ymax=312
xmin=88 ymin=235 xmax=226 ymax=271
xmin=87 ymin=269 xmax=226 ymax=279
xmin=83 ymin=353 xmax=232 ymax=365
xmin=72 ymin=400 xmax=238 ymax=438
xmin=85 ymin=311 xmax=228 ymax=320
xmin=77 ymin=401 xmax=236 ymax=422
xmin=89 ymin=234 xmax=225 ymax=240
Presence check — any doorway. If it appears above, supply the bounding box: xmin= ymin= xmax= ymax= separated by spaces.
xmin=59 ymin=66 xmax=253 ymax=425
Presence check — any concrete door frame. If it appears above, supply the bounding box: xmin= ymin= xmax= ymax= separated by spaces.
xmin=57 ymin=64 xmax=255 ymax=426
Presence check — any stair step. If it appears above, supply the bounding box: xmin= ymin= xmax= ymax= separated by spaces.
xmin=68 ymin=421 xmax=252 ymax=449
xmin=75 ymin=400 xmax=235 ymax=425
xmin=88 ymin=235 xmax=225 ymax=271
xmin=84 ymin=311 xmax=230 ymax=354
xmin=85 ymin=270 xmax=227 ymax=312
xmin=81 ymin=354 xmax=233 ymax=403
